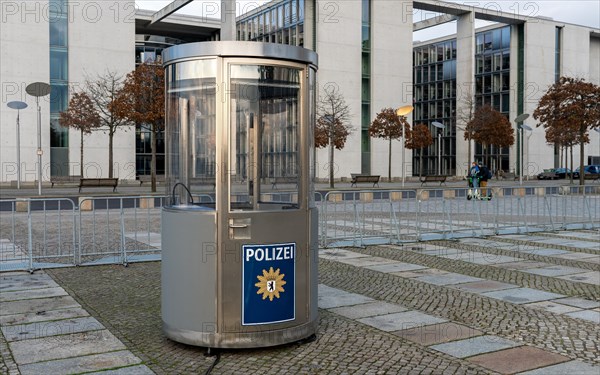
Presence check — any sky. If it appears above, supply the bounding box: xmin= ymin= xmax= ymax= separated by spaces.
xmin=136 ymin=0 xmax=600 ymax=41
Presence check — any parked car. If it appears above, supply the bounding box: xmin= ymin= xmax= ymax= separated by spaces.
xmin=573 ymin=165 xmax=600 ymax=179
xmin=553 ymin=167 xmax=572 ymax=179
xmin=537 ymin=169 xmax=558 ymax=180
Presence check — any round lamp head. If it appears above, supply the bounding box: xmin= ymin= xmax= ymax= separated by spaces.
xmin=26 ymin=82 xmax=51 ymax=97
xmin=520 ymin=124 xmax=533 ymax=131
xmin=432 ymin=121 xmax=445 ymax=129
xmin=7 ymin=101 xmax=28 ymax=110
xmin=514 ymin=113 xmax=529 ymax=123
xmin=396 ymin=105 xmax=414 ymax=116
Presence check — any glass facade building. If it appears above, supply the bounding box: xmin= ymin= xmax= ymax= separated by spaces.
xmin=49 ymin=0 xmax=69 ymax=176
xmin=413 ymin=25 xmax=512 ymax=175
xmin=236 ymin=0 xmax=305 ymax=47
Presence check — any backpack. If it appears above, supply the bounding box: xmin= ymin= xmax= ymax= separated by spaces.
xmin=480 ymin=166 xmax=492 ymax=180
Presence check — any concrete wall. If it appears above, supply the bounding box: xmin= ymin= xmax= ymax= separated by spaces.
xmin=314 ymin=0 xmax=362 ymax=180
xmin=67 ymin=0 xmax=136 ymax=179
xmin=0 ymin=0 xmax=135 ymax=183
xmin=1 ymin=1 xmax=51 ymax=183
xmin=370 ymin=0 xmax=413 ymax=179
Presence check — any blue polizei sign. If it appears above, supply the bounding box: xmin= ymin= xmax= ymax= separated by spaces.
xmin=242 ymin=242 xmax=296 ymax=326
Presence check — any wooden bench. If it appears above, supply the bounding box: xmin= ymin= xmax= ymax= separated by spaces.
xmin=50 ymin=175 xmax=81 ymax=188
xmin=350 ymin=174 xmax=380 ymax=187
xmin=271 ymin=176 xmax=298 ymax=189
xmin=501 ymin=172 xmax=518 ymax=180
xmin=419 ymin=175 xmax=447 ymax=186
xmin=78 ymin=178 xmax=119 ymax=193
xmin=138 ymin=175 xmax=165 ymax=185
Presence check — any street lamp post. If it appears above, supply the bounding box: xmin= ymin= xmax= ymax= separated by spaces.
xmin=7 ymin=101 xmax=28 ymax=189
xmin=519 ymin=124 xmax=533 ymax=182
xmin=432 ymin=121 xmax=445 ymax=175
xmin=396 ymin=105 xmax=414 ymax=187
xmin=514 ymin=113 xmax=530 ymax=185
xmin=26 ymin=82 xmax=51 ymax=196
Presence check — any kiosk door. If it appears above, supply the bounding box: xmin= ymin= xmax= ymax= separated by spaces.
xmin=221 ymin=63 xmax=312 ymax=331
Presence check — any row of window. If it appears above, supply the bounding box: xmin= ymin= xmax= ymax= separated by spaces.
xmin=237 ymin=0 xmax=303 ymax=40
xmin=414 ymin=81 xmax=457 ymax=102
xmin=415 ymin=60 xmax=457 ymax=84
xmin=414 ymin=40 xmax=457 ymax=65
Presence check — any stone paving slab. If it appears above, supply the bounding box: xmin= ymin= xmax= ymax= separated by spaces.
xmin=492 ymin=261 xmax=550 ymax=270
xmin=517 ymin=248 xmax=569 ymax=256
xmin=554 ymin=252 xmax=600 ymax=260
xmin=0 ymin=307 xmax=90 ymax=326
xmin=481 ymin=288 xmax=564 ymax=304
xmin=552 ymin=297 xmax=600 ymax=309
xmin=564 ymin=310 xmax=600 ymax=323
xmin=468 ymin=346 xmax=570 ymax=374
xmin=524 ymin=301 xmax=583 ymax=315
xmin=519 ymin=360 xmax=600 ymax=375
xmin=391 ymin=268 xmax=450 ymax=278
xmin=430 ymin=335 xmax=520 ymax=358
xmin=2 ymin=316 xmax=104 ymax=342
xmin=0 ymin=273 xmax=61 ymax=292
xmin=0 ymin=295 xmax=80 ymax=316
xmin=415 ymin=272 xmax=484 ymax=286
xmin=522 ymin=265 xmax=589 ymax=277
xmin=557 ymin=271 xmax=600 ymax=285
xmin=329 ymin=301 xmax=408 ymax=319
xmin=393 ymin=322 xmax=483 ymax=346
xmin=357 ymin=311 xmax=447 ymax=332
xmin=364 ymin=262 xmax=427 ymax=273
xmin=9 ymin=330 xmax=126 ymax=364
xmin=18 ymin=350 xmax=143 ymax=375
xmin=317 ymin=284 xmax=374 ymax=309
xmin=88 ymin=364 xmax=155 ymax=374
xmin=0 ymin=286 xmax=68 ymax=302
xmin=319 ymin=249 xmax=370 ymax=260
xmin=450 ymin=280 xmax=518 ymax=294
xmin=335 ymin=256 xmax=398 ymax=267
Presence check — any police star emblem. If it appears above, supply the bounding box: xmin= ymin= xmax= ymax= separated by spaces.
xmin=255 ymin=267 xmax=286 ymax=301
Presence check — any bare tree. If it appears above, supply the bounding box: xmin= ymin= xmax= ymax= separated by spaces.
xmin=368 ymin=108 xmax=411 ymax=181
xmin=59 ymin=92 xmax=102 ymax=177
xmin=456 ymin=92 xmax=476 ymax=168
xmin=533 ymin=76 xmax=600 ymax=185
xmin=315 ymin=85 xmax=352 ymax=188
xmin=111 ymin=63 xmax=165 ymax=192
xmin=406 ymin=123 xmax=433 ymax=178
xmin=85 ymin=70 xmax=129 ymax=178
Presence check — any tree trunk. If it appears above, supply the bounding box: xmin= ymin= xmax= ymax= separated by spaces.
xmin=329 ymin=137 xmax=334 ymax=189
xmin=419 ymin=148 xmax=423 ymax=178
xmin=579 ymin=131 xmax=585 ymax=186
xmin=388 ymin=138 xmax=392 ymax=182
xmin=151 ymin=123 xmax=157 ymax=192
xmin=467 ymin=137 xmax=471 ymax=175
xmin=108 ymin=128 xmax=114 ymax=178
xmin=569 ymin=145 xmax=574 ymax=184
xmin=80 ymin=130 xmax=84 ymax=178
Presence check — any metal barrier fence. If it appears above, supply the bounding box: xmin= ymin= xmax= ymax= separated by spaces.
xmin=319 ymin=185 xmax=599 ymax=247
xmin=0 ymin=185 xmax=598 ymax=271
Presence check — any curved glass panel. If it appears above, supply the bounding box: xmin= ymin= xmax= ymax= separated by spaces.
xmin=229 ymin=64 xmax=302 ymax=211
xmin=165 ymin=59 xmax=217 ymax=207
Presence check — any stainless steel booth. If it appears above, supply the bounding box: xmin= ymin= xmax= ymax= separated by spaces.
xmin=161 ymin=42 xmax=319 ymax=348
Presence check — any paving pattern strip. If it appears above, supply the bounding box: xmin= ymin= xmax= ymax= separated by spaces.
xmin=0 ymin=229 xmax=596 ymax=374
xmin=0 ymin=272 xmax=153 ymax=375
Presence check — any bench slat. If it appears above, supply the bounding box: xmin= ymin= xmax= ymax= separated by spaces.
xmin=79 ymin=178 xmax=119 ymax=193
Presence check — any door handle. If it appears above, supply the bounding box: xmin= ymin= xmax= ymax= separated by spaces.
xmin=229 ymin=223 xmax=249 ymax=228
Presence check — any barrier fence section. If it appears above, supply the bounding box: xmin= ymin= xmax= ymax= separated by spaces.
xmin=0 ymin=185 xmax=598 ymax=271
xmin=319 ymin=185 xmax=600 ymax=247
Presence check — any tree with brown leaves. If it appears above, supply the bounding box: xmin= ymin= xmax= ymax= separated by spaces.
xmin=315 ymin=85 xmax=352 ymax=188
xmin=85 ymin=70 xmax=128 ymax=179
xmin=533 ymin=76 xmax=600 ymax=185
xmin=110 ymin=63 xmax=165 ymax=192
xmin=406 ymin=123 xmax=433 ymax=178
xmin=466 ymin=105 xmax=514 ymax=168
xmin=59 ymin=92 xmax=102 ymax=177
xmin=368 ymin=108 xmax=411 ymax=181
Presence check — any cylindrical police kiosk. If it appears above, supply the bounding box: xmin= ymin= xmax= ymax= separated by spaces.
xmin=161 ymin=42 xmax=318 ymax=348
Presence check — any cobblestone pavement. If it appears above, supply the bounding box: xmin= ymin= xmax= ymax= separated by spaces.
xmin=0 ymin=230 xmax=598 ymax=374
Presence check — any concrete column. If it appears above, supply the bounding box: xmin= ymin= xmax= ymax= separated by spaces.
xmin=304 ymin=0 xmax=316 ymax=51
xmin=220 ymin=0 xmax=236 ymax=41
xmin=455 ymin=11 xmax=475 ymax=177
